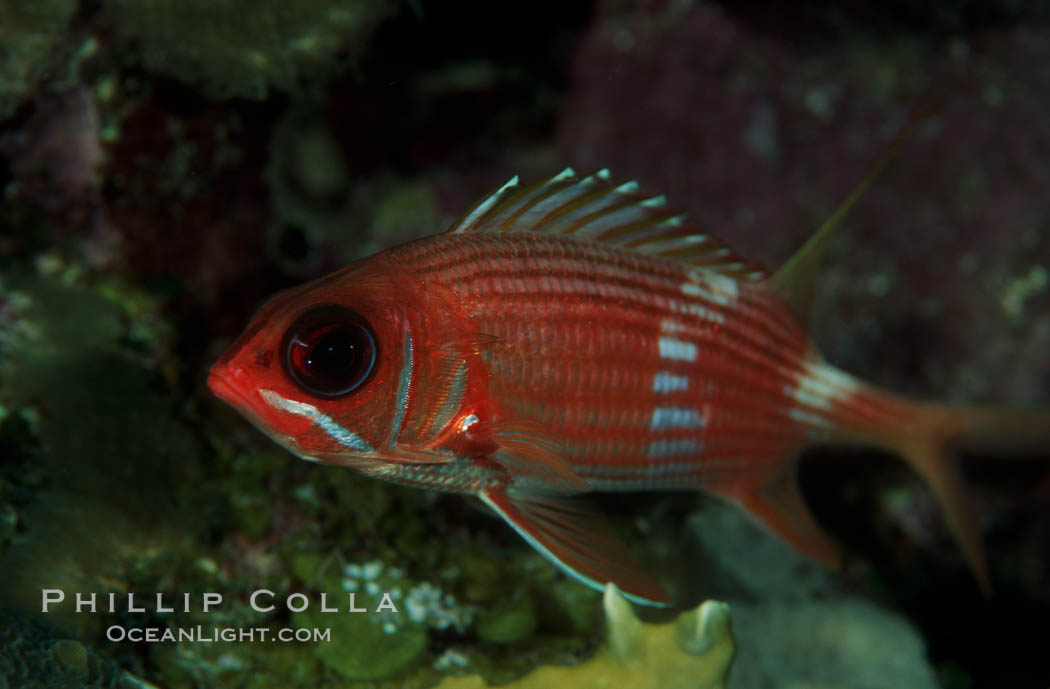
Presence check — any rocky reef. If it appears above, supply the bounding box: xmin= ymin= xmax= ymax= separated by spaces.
xmin=0 ymin=607 xmax=158 ymax=689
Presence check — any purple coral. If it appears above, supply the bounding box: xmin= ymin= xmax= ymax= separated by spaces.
xmin=3 ymin=87 xmax=104 ymax=225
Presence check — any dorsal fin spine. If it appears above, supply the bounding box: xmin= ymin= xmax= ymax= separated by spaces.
xmin=622 ymin=219 xmax=698 ymax=250
xmin=529 ymin=183 xmax=613 ymax=234
xmin=768 ymin=96 xmax=938 ymax=323
xmin=450 ymin=175 xmax=520 ymax=234
xmin=552 ymin=167 xmax=576 ymax=182
xmin=597 ymin=213 xmax=678 ymax=243
xmin=497 ymin=178 xmax=575 ymax=233
xmin=559 ymin=194 xmax=646 ymax=236
xmin=445 ymin=168 xmax=770 ymax=280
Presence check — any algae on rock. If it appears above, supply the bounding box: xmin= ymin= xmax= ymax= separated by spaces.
xmin=0 ymin=0 xmax=78 ymax=119
xmin=0 ymin=276 xmax=201 ymax=636
xmin=290 ymin=567 xmax=427 ymax=682
xmin=0 ymin=606 xmax=159 ymax=689
xmin=106 ymin=0 xmax=398 ymax=98
xmin=293 ymin=605 xmax=427 ymax=682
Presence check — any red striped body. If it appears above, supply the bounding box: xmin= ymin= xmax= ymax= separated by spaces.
xmin=391 ymin=231 xmax=831 ymax=492
xmin=210 ymin=168 xmax=1031 ymax=603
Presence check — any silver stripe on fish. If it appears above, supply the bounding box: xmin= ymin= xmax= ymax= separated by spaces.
xmin=260 ymin=389 xmax=373 ymax=452
xmin=647 ymin=438 xmax=703 ymax=458
xmin=652 ymin=371 xmax=689 ymax=393
xmin=430 ymin=360 xmax=468 ymax=440
xmin=388 ymin=327 xmax=414 ymax=447
xmin=658 ymin=336 xmax=698 ymax=362
xmin=576 ymin=461 xmax=696 ymax=478
xmin=650 ymin=406 xmax=706 ymax=430
xmin=787 ymin=407 xmax=832 ymax=429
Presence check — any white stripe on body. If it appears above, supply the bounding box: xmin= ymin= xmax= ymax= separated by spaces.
xmin=430 ymin=361 xmax=468 ymax=439
xmin=650 ymin=406 xmax=706 ymax=430
xmin=260 ymin=389 xmax=374 ymax=452
xmin=388 ymin=327 xmax=414 ymax=447
xmin=681 ymin=271 xmax=739 ymax=307
xmin=658 ymin=336 xmax=697 ymax=362
xmin=783 ymin=360 xmax=860 ymax=431
xmin=652 ymin=371 xmax=689 ymax=393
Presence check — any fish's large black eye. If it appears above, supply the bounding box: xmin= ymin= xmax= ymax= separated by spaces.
xmin=281 ymin=305 xmax=377 ymax=398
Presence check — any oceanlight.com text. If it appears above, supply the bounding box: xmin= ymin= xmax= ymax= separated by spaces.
xmin=106 ymin=625 xmax=331 ymax=643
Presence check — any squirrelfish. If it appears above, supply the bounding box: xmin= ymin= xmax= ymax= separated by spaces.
xmin=209 ymin=167 xmax=1049 ymax=605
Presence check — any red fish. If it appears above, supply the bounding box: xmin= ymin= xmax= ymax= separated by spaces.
xmin=209 ymin=168 xmax=1049 ymax=605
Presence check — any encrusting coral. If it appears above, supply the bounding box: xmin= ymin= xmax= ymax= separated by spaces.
xmin=435 ymin=584 xmax=735 ymax=689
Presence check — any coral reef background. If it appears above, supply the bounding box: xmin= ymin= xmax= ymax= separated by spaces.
xmin=1 ymin=1 xmax=1049 ymax=687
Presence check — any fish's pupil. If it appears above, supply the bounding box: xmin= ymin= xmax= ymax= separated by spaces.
xmin=282 ymin=306 xmax=377 ymax=398
xmin=306 ymin=328 xmax=357 ymax=377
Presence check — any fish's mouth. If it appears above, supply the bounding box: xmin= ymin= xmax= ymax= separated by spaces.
xmin=208 ymin=363 xmax=272 ymax=432
xmin=207 ymin=363 xmax=310 ymax=455
xmin=208 ymin=363 xmax=247 ymax=409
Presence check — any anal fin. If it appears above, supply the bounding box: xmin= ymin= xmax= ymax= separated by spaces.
xmin=480 ymin=487 xmax=670 ymax=607
xmin=730 ymin=462 xmax=841 ymax=569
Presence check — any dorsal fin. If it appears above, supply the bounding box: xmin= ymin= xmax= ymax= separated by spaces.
xmin=768 ymin=97 xmax=938 ymax=324
xmin=448 ymin=168 xmax=767 ymax=280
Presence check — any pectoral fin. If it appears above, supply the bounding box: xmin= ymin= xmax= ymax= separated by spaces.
xmin=480 ymin=487 xmax=671 ymax=607
xmin=316 ymin=445 xmax=457 ymax=466
xmin=489 ymin=421 xmax=591 ymax=493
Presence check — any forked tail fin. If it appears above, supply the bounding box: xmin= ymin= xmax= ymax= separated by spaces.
xmin=836 ymin=388 xmax=1050 ymax=593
